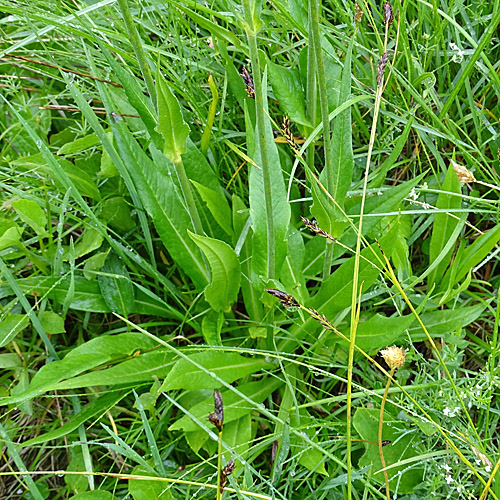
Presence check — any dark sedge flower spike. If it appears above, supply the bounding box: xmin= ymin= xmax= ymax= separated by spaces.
xmin=220 ymin=458 xmax=236 ymax=493
xmin=383 ymin=1 xmax=393 ymax=27
xmin=281 ymin=116 xmax=300 ymax=153
xmin=208 ymin=390 xmax=224 ymax=431
xmin=377 ymin=52 xmax=390 ymax=87
xmin=265 ymin=288 xmax=300 ymax=308
xmin=241 ymin=67 xmax=255 ymax=98
xmin=301 ymin=216 xmax=336 ymax=242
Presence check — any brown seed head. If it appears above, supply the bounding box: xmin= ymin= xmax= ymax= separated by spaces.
xmin=380 ymin=345 xmax=406 ymax=370
xmin=354 ymin=1 xmax=363 ymax=24
xmin=451 ymin=160 xmax=476 ymax=183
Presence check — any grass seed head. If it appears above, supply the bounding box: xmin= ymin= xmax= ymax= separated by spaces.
xmin=451 ymin=160 xmax=476 ymax=183
xmin=354 ymin=2 xmax=363 ymax=24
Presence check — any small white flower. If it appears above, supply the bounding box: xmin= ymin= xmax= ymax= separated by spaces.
xmin=422 ymin=202 xmax=430 ymax=210
xmin=443 ymin=464 xmax=452 ymax=472
xmin=457 ymin=485 xmax=465 ymax=493
xmin=449 ymin=41 xmax=465 ymax=63
xmin=445 ymin=475 xmax=454 ymax=484
xmin=408 ymin=187 xmax=419 ymax=201
xmin=486 ymin=465 xmax=492 ymax=472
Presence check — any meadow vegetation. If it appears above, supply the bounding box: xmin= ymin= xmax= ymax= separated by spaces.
xmin=1 ymin=0 xmax=500 ymax=498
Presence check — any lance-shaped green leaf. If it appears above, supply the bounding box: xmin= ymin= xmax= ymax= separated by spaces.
xmin=188 ymin=231 xmax=241 ymax=312
xmin=156 ymin=74 xmax=190 ymax=162
xmin=98 ymin=251 xmax=135 ymax=316
xmin=427 ymin=165 xmax=463 ymax=290
xmin=323 ymin=40 xmax=354 ymax=221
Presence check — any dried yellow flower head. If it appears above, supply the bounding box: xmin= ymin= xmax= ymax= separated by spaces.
xmin=451 ymin=160 xmax=476 ymax=183
xmin=380 ymin=345 xmax=406 ymax=369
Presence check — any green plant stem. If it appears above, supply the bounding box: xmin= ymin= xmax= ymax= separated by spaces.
xmin=216 ymin=429 xmax=223 ymax=500
xmin=306 ymin=6 xmax=317 ymax=172
xmin=242 ymin=0 xmax=276 ymax=278
xmin=379 ymin=367 xmax=395 ymax=500
xmin=308 ymin=0 xmax=335 ymax=280
xmin=117 ymin=0 xmax=157 ymax=107
xmin=347 ymin=21 xmax=389 ymax=500
xmin=173 ymin=156 xmax=204 ymax=235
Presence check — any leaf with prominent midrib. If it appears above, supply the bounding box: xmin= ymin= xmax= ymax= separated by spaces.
xmin=98 ymin=252 xmax=134 ymax=316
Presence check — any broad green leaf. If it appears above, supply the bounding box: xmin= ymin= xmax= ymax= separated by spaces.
xmin=39 ymin=311 xmax=65 ymax=334
xmin=170 ymin=378 xmax=282 ymax=432
xmin=233 ymin=194 xmax=262 ymax=321
xmin=290 ymin=408 xmax=327 ymax=475
xmin=111 ymin=122 xmax=208 ymax=287
xmin=280 ymin=226 xmax=308 ymax=303
xmin=201 ymin=309 xmax=224 ymax=345
xmin=0 ymin=275 xmax=177 ymax=318
xmin=100 ymin=44 xmax=162 ymax=147
xmin=0 ymin=354 xmax=22 ymax=369
xmin=427 ymin=165 xmax=462 ymax=290
xmin=83 ymin=252 xmax=107 ymax=280
xmin=171 ymin=1 xmax=242 ymax=49
xmin=354 ymin=408 xmax=423 ymax=493
xmin=156 ymin=74 xmax=190 ymax=162
xmin=66 ymin=449 xmax=89 ymax=494
xmin=98 ymin=252 xmax=135 ymax=316
xmin=338 ymin=314 xmax=416 ymax=353
xmin=46 ymin=159 xmax=101 ymax=200
xmin=283 ymin=225 xmax=399 ymax=348
xmin=248 ymin=70 xmax=290 ymax=281
xmin=188 ymin=231 xmax=240 ymax=312
xmin=191 ymin=180 xmax=233 ymax=236
xmin=129 ymin=467 xmax=174 ymax=500
xmin=0 ymin=219 xmax=23 ymax=250
xmin=55 ymin=350 xmax=174 ymax=391
xmin=100 ymin=197 xmax=136 ymax=232
xmin=57 ymin=133 xmax=100 ymax=155
xmin=72 ymin=228 xmax=104 ymax=259
xmin=0 ymin=314 xmax=29 ymax=348
xmin=0 ymin=333 xmax=161 ymax=405
xmin=221 ymin=413 xmax=252 ymax=461
xmin=160 ymin=351 xmax=271 ymax=391
xmin=323 ymin=40 xmax=353 ymax=221
xmin=370 ymin=116 xmax=415 ymax=187
xmin=447 ymin=223 xmax=500 ymax=288
xmin=11 ymin=199 xmax=48 ymax=237
xmin=268 ymin=60 xmax=311 ymax=127
xmin=23 ymin=391 xmax=127 ymax=446
xmin=407 ymin=303 xmax=485 ymax=340
xmin=347 ymin=173 xmax=425 ymax=238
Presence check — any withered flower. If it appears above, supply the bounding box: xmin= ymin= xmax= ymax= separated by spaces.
xmin=380 ymin=345 xmax=407 ymax=370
